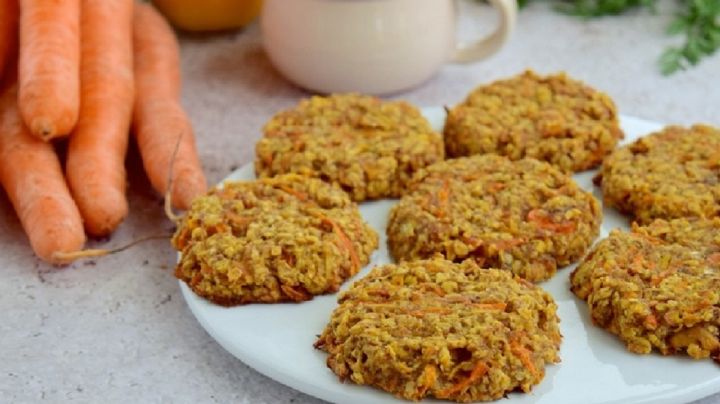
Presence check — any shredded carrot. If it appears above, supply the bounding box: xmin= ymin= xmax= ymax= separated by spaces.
xmin=650 ymin=268 xmax=677 ymax=286
xmin=420 ymin=283 xmax=446 ymax=296
xmin=490 ymin=238 xmax=525 ymax=251
xmin=644 ymin=314 xmax=658 ymax=330
xmin=707 ymin=252 xmax=720 ymax=266
xmin=487 ymin=182 xmax=505 ymax=193
xmin=527 ymin=208 xmax=576 ymax=234
xmin=417 ymin=365 xmax=437 ymax=397
xmin=320 ymin=215 xmax=360 ymax=272
xmin=276 ymin=184 xmax=308 ymax=201
xmin=510 ymin=338 xmax=538 ymax=379
xmin=436 ymin=179 xmax=450 ymax=218
xmin=407 ymin=307 xmax=452 ymax=317
xmin=472 ymin=302 xmax=507 ymax=310
xmin=436 ymin=361 xmax=488 ymax=398
xmin=225 ymin=212 xmax=251 ymax=228
xmin=280 ymin=284 xmax=311 ymax=301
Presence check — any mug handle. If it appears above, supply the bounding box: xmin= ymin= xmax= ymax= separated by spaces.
xmin=452 ymin=0 xmax=518 ymax=63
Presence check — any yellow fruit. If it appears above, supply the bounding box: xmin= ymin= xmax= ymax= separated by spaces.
xmin=152 ymin=0 xmax=262 ymax=32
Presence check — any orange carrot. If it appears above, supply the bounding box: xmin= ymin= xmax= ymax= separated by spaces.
xmin=510 ymin=338 xmax=539 ymax=379
xmin=527 ymin=208 xmax=576 ymax=234
xmin=132 ymin=3 xmax=206 ymax=210
xmin=319 ymin=215 xmax=360 ymax=272
xmin=0 ymin=0 xmax=18 ymax=80
xmin=417 ymin=365 xmax=437 ymax=396
xmin=472 ymin=302 xmax=507 ymax=310
xmin=708 ymin=252 xmax=720 ymax=266
xmin=0 ymin=81 xmax=85 ymax=264
xmin=436 ymin=179 xmax=450 ymax=218
xmin=65 ymin=0 xmax=134 ymax=237
xmin=436 ymin=361 xmax=488 ymax=398
xmin=18 ymin=0 xmax=80 ymax=140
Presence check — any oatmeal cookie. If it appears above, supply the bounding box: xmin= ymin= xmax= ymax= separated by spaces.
xmin=172 ymin=174 xmax=378 ymax=305
xmin=571 ymin=218 xmax=720 ymax=362
xmin=387 ymin=155 xmax=601 ymax=282
xmin=315 ymin=258 xmax=561 ymax=402
xmin=443 ymin=70 xmax=623 ymax=172
xmin=255 ymin=93 xmax=444 ymax=201
xmin=597 ymin=124 xmax=720 ymax=224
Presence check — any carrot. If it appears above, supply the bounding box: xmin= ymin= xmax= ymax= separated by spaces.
xmin=510 ymin=338 xmax=539 ymax=379
xmin=18 ymin=0 xmax=80 ymax=140
xmin=527 ymin=208 xmax=576 ymax=234
xmin=132 ymin=3 xmax=206 ymax=210
xmin=436 ymin=179 xmax=450 ymax=218
xmin=407 ymin=307 xmax=453 ymax=317
xmin=0 ymin=0 xmax=19 ymax=80
xmin=436 ymin=361 xmax=488 ymax=398
xmin=280 ymin=284 xmax=311 ymax=301
xmin=417 ymin=365 xmax=437 ymax=397
xmin=472 ymin=302 xmax=507 ymax=310
xmin=708 ymin=252 xmax=720 ymax=266
xmin=319 ymin=215 xmax=360 ymax=272
xmin=0 ymin=81 xmax=85 ymax=264
xmin=64 ymin=0 xmax=133 ymax=237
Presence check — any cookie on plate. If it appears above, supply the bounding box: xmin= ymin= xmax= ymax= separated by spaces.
xmin=172 ymin=174 xmax=378 ymax=306
xmin=255 ymin=93 xmax=445 ymax=201
xmin=443 ymin=70 xmax=623 ymax=172
xmin=571 ymin=218 xmax=720 ymax=361
xmin=387 ymin=155 xmax=602 ymax=282
xmin=315 ymin=258 xmax=561 ymax=402
xmin=597 ymin=124 xmax=720 ymax=225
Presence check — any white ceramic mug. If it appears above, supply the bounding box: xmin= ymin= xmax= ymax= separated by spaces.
xmin=261 ymin=0 xmax=517 ymax=95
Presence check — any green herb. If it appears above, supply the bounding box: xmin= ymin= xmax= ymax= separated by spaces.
xmin=555 ymin=0 xmax=657 ymax=16
xmin=660 ymin=0 xmax=720 ymax=74
xmin=488 ymin=0 xmax=720 ymax=74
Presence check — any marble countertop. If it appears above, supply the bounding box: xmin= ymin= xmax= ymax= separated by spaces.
xmin=2 ymin=3 xmax=719 ymax=403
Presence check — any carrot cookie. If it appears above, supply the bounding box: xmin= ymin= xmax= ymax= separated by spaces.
xmin=255 ymin=93 xmax=444 ymax=201
xmin=443 ymin=70 xmax=623 ymax=172
xmin=172 ymin=174 xmax=378 ymax=306
xmin=597 ymin=124 xmax=720 ymax=224
xmin=571 ymin=218 xmax=720 ymax=362
xmin=315 ymin=258 xmax=561 ymax=402
xmin=387 ymin=155 xmax=602 ymax=282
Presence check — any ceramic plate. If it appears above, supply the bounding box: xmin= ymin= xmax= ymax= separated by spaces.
xmin=179 ymin=108 xmax=720 ymax=404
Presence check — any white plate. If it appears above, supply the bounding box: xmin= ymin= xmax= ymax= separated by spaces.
xmin=180 ymin=108 xmax=720 ymax=404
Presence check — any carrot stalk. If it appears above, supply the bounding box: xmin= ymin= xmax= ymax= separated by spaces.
xmin=0 ymin=0 xmax=19 ymax=80
xmin=65 ymin=0 xmax=134 ymax=237
xmin=18 ymin=0 xmax=80 ymax=140
xmin=0 ymin=81 xmax=85 ymax=264
xmin=132 ymin=3 xmax=206 ymax=210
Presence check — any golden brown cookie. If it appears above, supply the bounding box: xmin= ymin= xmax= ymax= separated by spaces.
xmin=387 ymin=155 xmax=602 ymax=282
xmin=571 ymin=218 xmax=720 ymax=362
xmin=255 ymin=93 xmax=444 ymax=201
xmin=443 ymin=70 xmax=623 ymax=172
xmin=315 ymin=258 xmax=561 ymax=402
xmin=597 ymin=124 xmax=720 ymax=224
xmin=172 ymin=174 xmax=378 ymax=305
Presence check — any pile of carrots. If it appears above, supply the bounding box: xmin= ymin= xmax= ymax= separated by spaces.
xmin=0 ymin=0 xmax=207 ymax=265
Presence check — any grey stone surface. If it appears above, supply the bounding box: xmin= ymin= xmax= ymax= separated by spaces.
xmin=2 ymin=3 xmax=719 ymax=404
